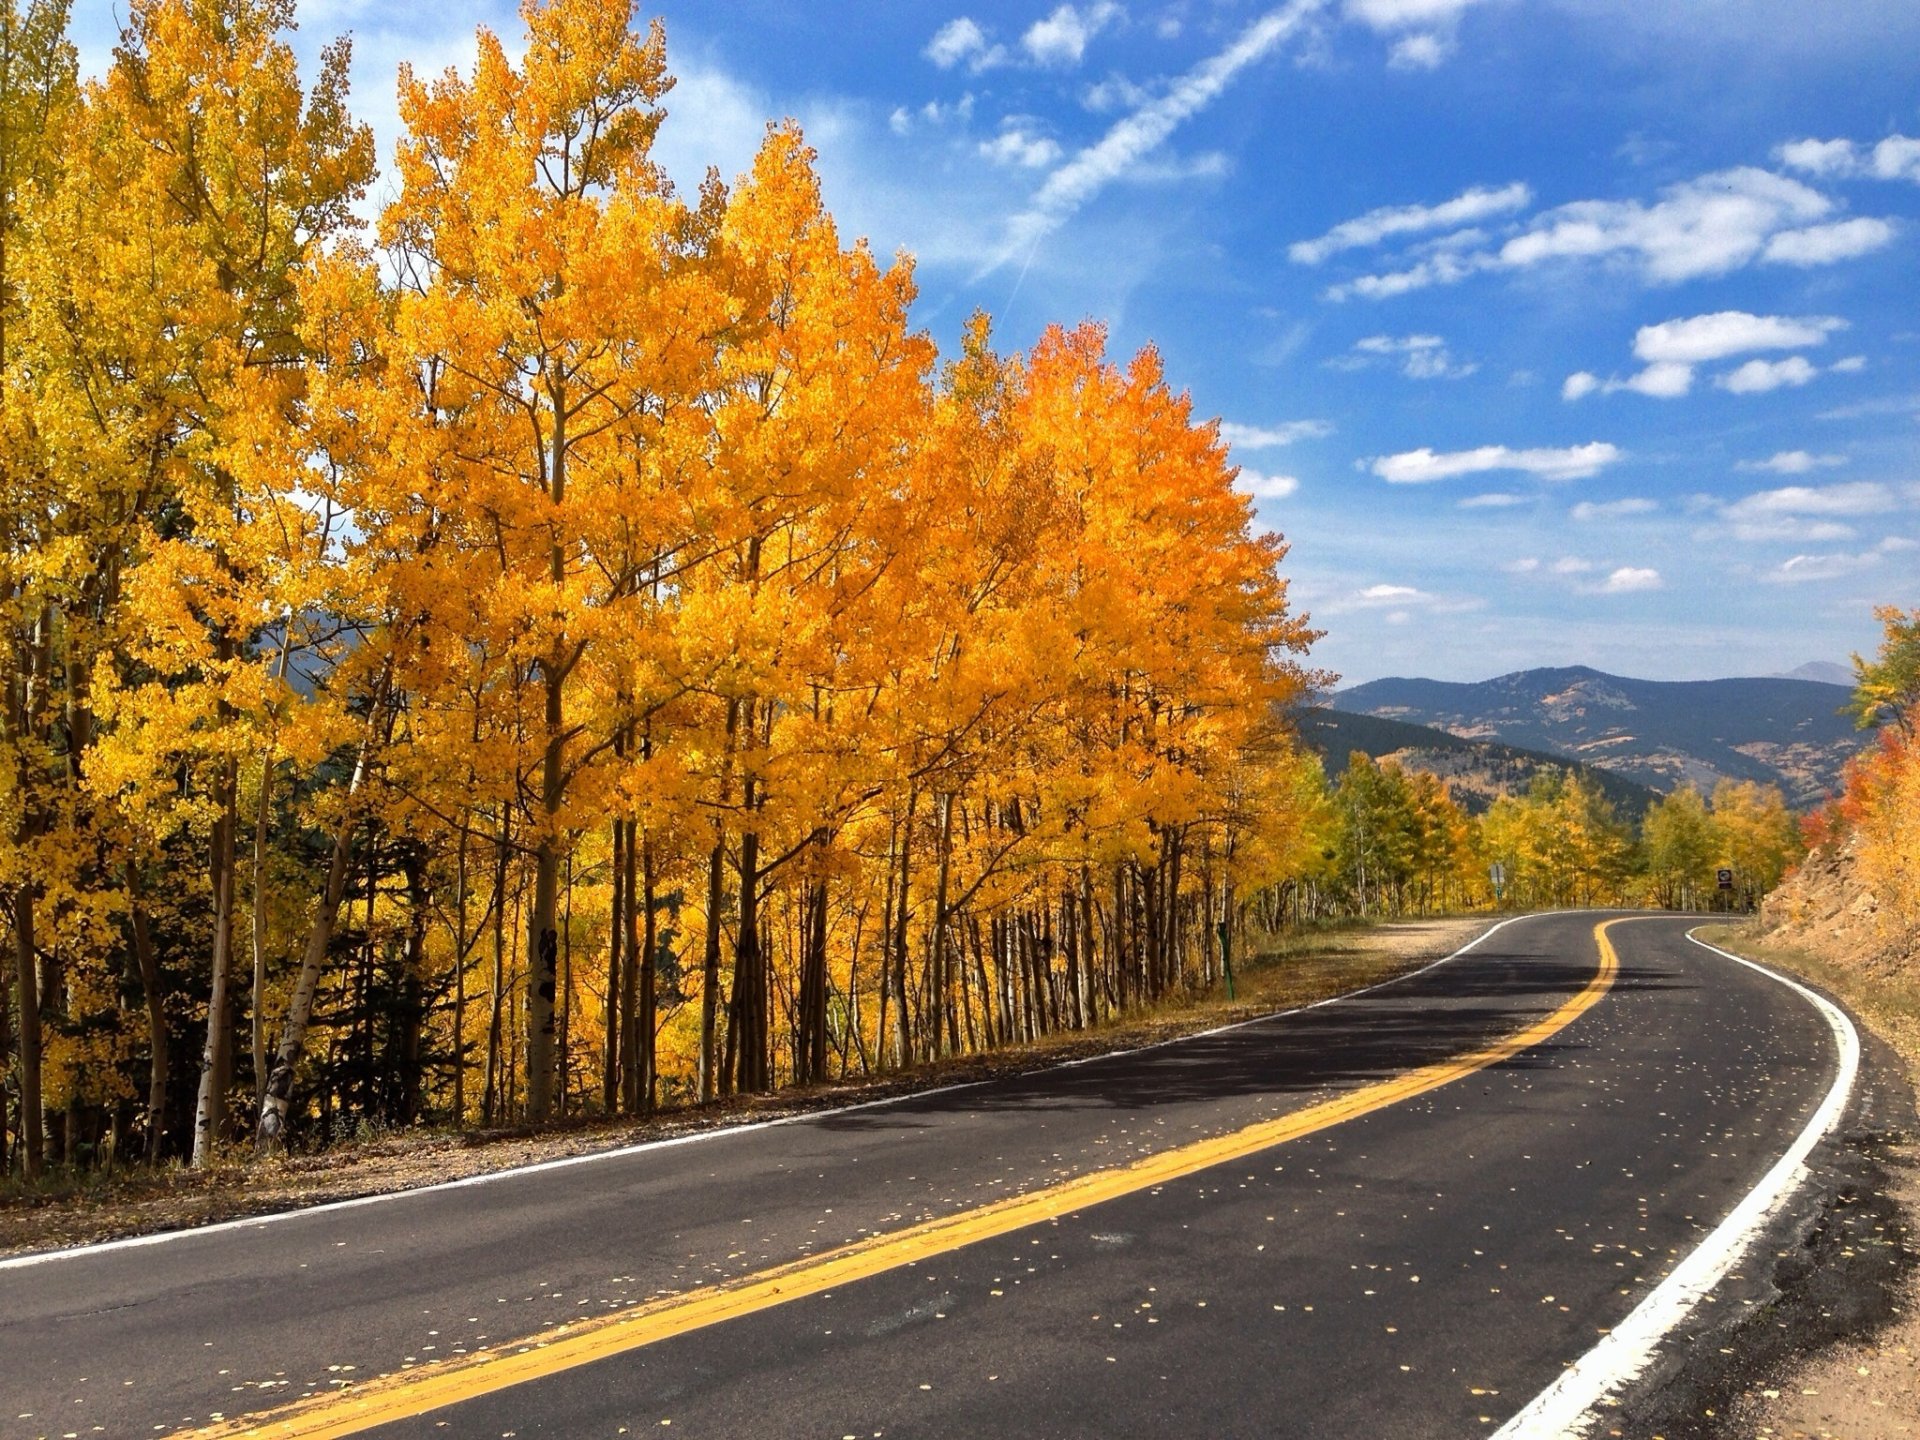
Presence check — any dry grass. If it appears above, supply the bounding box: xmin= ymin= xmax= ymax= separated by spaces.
xmin=0 ymin=915 xmax=1489 ymax=1258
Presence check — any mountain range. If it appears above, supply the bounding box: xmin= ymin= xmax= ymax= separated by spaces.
xmin=1317 ymin=665 xmax=1865 ymax=810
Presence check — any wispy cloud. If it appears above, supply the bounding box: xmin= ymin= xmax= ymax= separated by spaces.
xmin=1572 ymin=498 xmax=1659 ymax=520
xmin=998 ymin=0 xmax=1326 ymax=263
xmin=1737 ymin=451 xmax=1848 ymax=474
xmin=1289 ymin=182 xmax=1531 ymax=265
xmin=1234 ymin=468 xmax=1302 ymax=500
xmin=1331 ymin=168 xmax=1894 ymax=299
xmin=1221 ymin=418 xmax=1335 ymax=449
xmin=980 ymin=122 xmax=1063 ymax=169
xmin=1343 ymin=0 xmax=1488 ymax=69
xmin=925 ymin=17 xmax=1008 ymax=72
xmin=1338 ymin=333 xmax=1477 ymax=379
xmin=1370 ymin=442 xmax=1622 ymax=484
xmin=1564 ymin=311 xmax=1852 ymax=401
xmin=1598 ymin=566 xmax=1662 ymax=593
xmin=1022 ymin=3 xmax=1123 ymax=67
xmin=1765 ymin=538 xmax=1914 ymax=583
xmin=1777 ymin=134 xmax=1920 ymax=184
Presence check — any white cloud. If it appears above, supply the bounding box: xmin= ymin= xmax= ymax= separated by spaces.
xmin=1348 ymin=333 xmax=1475 ymax=379
xmin=1329 ymin=167 xmax=1892 ymax=299
xmin=980 ymin=125 xmax=1063 ymax=169
xmin=1633 ymin=310 xmax=1845 ymax=363
xmin=1461 ymin=492 xmax=1530 ymax=509
xmin=1776 ymin=138 xmax=1859 ymax=176
xmin=1723 ymin=481 xmax=1899 ymax=518
xmin=1000 ymin=0 xmax=1323 ymax=262
xmin=1498 ymin=167 xmax=1834 ymax=283
xmin=1220 ymin=418 xmax=1334 ymax=449
xmin=1359 ymin=582 xmax=1424 ymax=601
xmin=1235 ymin=468 xmax=1301 ymax=499
xmin=1082 ymin=73 xmax=1152 ymax=112
xmin=1022 ymin=3 xmax=1122 ymax=67
xmin=1600 ymin=566 xmax=1663 ymax=593
xmin=1728 ymin=517 xmax=1858 ymax=544
xmin=1370 ymin=441 xmax=1622 ymax=484
xmin=1776 ymin=134 xmax=1920 ymax=184
xmin=1388 ymin=32 xmax=1450 ymax=68
xmin=1503 ymin=556 xmax=1542 ymax=572
xmin=1551 ymin=556 xmax=1597 ymax=574
xmin=1289 ymin=182 xmax=1530 ymax=265
xmin=1613 ymin=361 xmax=1694 ymax=399
xmin=1737 ymin=451 xmax=1848 ymax=474
xmin=1572 ymin=498 xmax=1659 ymax=521
xmin=1345 ymin=0 xmax=1482 ymax=26
xmin=1567 ymin=311 xmax=1851 ymax=402
xmin=1718 ymin=356 xmax=1819 ymax=394
xmin=925 ymin=17 xmax=1007 ymax=70
xmin=1763 ymin=216 xmax=1896 ymax=265
xmin=1768 ymin=551 xmax=1883 ymax=583
xmin=1345 ymin=0 xmax=1483 ymax=66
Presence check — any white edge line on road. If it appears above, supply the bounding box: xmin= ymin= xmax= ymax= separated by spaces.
xmin=1492 ymin=927 xmax=1862 ymax=1440
xmin=0 ymin=911 xmax=1548 ymax=1273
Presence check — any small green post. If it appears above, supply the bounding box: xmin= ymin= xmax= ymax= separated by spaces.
xmin=1217 ymin=920 xmax=1235 ymax=1001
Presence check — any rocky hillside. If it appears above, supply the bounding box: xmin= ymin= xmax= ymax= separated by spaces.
xmin=1299 ymin=708 xmax=1663 ymax=819
xmin=1334 ymin=665 xmax=1862 ymax=807
xmin=1761 ymin=834 xmax=1919 ymax=979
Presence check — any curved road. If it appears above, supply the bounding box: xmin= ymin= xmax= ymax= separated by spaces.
xmin=0 ymin=912 xmax=1850 ymax=1439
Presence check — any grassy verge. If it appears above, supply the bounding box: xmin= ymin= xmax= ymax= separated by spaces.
xmin=0 ymin=914 xmax=1491 ymax=1257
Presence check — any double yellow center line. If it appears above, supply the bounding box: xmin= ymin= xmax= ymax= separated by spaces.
xmin=188 ymin=920 xmax=1622 ymax=1438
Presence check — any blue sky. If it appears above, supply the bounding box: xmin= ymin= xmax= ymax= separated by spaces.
xmin=69 ymin=0 xmax=1920 ymax=684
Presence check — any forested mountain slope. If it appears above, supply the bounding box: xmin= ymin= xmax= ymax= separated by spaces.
xmin=1298 ymin=708 xmax=1663 ymax=819
xmin=1334 ymin=666 xmax=1861 ymax=806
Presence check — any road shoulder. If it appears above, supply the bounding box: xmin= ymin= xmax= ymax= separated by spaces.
xmin=1620 ymin=925 xmax=1920 ymax=1440
xmin=0 ymin=915 xmax=1492 ymax=1260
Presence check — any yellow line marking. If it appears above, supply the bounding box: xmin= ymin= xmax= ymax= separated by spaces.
xmin=183 ymin=920 xmax=1623 ymax=1439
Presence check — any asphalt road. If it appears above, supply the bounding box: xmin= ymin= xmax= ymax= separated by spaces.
xmin=0 ymin=912 xmax=1848 ymax=1439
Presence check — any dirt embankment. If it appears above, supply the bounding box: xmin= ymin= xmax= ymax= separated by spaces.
xmin=1706 ymin=838 xmax=1920 ymax=1440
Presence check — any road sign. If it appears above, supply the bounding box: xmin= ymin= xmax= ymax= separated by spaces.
xmin=1489 ymin=862 xmax=1507 ymax=887
xmin=1716 ymin=868 xmax=1734 ymax=890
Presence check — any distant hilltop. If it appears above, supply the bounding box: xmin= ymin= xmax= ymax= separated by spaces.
xmin=1319 ymin=664 xmax=1864 ymax=808
xmin=1770 ymin=660 xmax=1854 ymax=687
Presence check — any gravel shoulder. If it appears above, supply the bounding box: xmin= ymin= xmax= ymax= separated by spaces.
xmin=0 ymin=915 xmax=1491 ymax=1259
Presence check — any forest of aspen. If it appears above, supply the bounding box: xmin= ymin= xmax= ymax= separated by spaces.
xmin=0 ymin=0 xmax=1901 ymax=1183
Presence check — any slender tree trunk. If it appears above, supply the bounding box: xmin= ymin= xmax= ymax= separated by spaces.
xmin=930 ymin=793 xmax=956 ymax=1059
xmin=700 ymin=835 xmax=726 ymax=1102
xmin=451 ymin=828 xmax=471 ymax=1127
xmin=889 ymin=788 xmax=918 ymax=1069
xmin=12 ymin=886 xmax=41 ymax=1178
xmin=256 ymin=703 xmax=384 ymax=1152
xmin=248 ymin=637 xmax=293 ymax=1114
xmin=604 ymin=813 xmax=624 ymax=1114
xmin=191 ymin=754 xmax=239 ymax=1168
xmin=633 ymin=830 xmax=654 ymax=1113
xmin=728 ymin=799 xmax=768 ymax=1094
xmin=798 ymin=865 xmax=829 ymax=1085
xmin=399 ymin=849 xmax=429 ymax=1126
xmin=483 ymin=812 xmax=510 ymax=1125
xmin=524 ymin=382 xmax=571 ymax=1126
xmin=699 ymin=698 xmax=739 ymax=1103
xmin=126 ymin=868 xmax=169 ymax=1164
